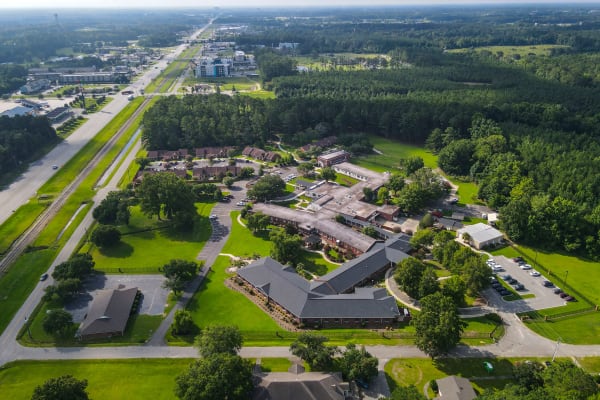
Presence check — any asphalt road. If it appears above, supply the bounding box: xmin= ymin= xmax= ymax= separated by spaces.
xmin=0 ymin=31 xmax=194 ymax=226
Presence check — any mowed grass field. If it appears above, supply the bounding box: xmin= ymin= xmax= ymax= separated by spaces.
xmin=0 ymin=357 xmax=293 ymax=400
xmin=492 ymin=245 xmax=600 ymax=344
xmin=385 ymin=357 xmax=564 ymax=397
xmin=88 ymin=203 xmax=214 ymax=273
xmin=0 ymin=359 xmax=192 ymax=400
xmin=354 ymin=135 xmax=479 ymax=204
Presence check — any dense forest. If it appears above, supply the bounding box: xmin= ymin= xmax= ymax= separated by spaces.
xmin=0 ymin=115 xmax=58 ymax=178
xmin=0 ymin=10 xmax=209 ymax=64
xmin=143 ymin=6 xmax=600 ymax=258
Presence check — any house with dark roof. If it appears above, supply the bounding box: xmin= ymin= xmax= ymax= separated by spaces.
xmin=237 ymin=235 xmax=411 ymax=327
xmin=434 ymin=376 xmax=477 ymax=400
xmin=78 ymin=286 xmax=138 ymax=340
xmin=253 ymin=362 xmax=354 ymax=400
xmin=317 ymin=150 xmax=350 ymax=167
xmin=46 ymin=106 xmax=72 ymax=123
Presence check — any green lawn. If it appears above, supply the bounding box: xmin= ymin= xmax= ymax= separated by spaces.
xmin=354 ymin=136 xmax=479 ymax=204
xmin=183 ymin=255 xmax=282 ymax=337
xmin=250 ymin=357 xmax=293 ymax=372
xmin=0 ymin=359 xmax=192 ymax=400
xmin=220 ymin=212 xmax=272 ymax=258
xmin=577 ymin=357 xmax=600 ymax=374
xmin=0 ymin=202 xmax=47 ymax=254
xmin=385 ymin=357 xmax=559 ymax=397
xmin=355 ymin=136 xmax=438 ymax=172
xmin=523 ymin=312 xmax=600 ymax=345
xmin=88 ymin=203 xmax=214 ymax=273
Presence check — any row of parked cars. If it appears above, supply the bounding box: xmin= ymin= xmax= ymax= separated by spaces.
xmin=512 ymin=257 xmax=577 ymax=302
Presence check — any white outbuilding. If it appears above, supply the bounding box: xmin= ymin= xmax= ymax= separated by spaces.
xmin=457 ymin=223 xmax=504 ymax=250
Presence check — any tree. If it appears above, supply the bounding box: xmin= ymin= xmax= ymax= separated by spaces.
xmin=171 ymin=310 xmax=196 ymax=336
xmin=362 ymin=187 xmax=375 ymax=202
xmin=247 ymin=175 xmax=286 ymax=202
xmin=195 ymin=325 xmax=243 ymax=357
xmin=175 ymin=354 xmax=253 ymax=400
xmin=43 ymin=278 xmax=82 ymax=303
xmin=384 ymin=385 xmax=427 ymax=400
xmin=400 ymin=156 xmax=425 ymax=175
xmin=542 ymin=361 xmax=598 ymax=400
xmin=52 ymin=254 xmax=94 ymax=281
xmin=409 ymin=228 xmax=435 ymax=250
xmin=418 ymin=267 xmax=440 ymax=298
xmin=135 ymin=156 xmax=151 ymax=170
xmin=42 ymin=309 xmax=73 ymax=337
xmin=90 ymin=225 xmax=121 ymax=248
xmin=246 ymin=211 xmax=271 ymax=233
xmin=461 ymin=256 xmax=492 ymax=295
xmin=441 ymin=276 xmax=467 ymax=307
xmin=394 ymin=258 xmax=426 ymax=299
xmin=419 ymin=213 xmax=434 ymax=229
xmin=362 ymin=225 xmax=378 ymax=238
xmin=413 ymin=292 xmax=465 ymax=359
xmin=222 ymin=176 xmax=235 ymax=188
xmin=136 ymin=172 xmax=196 ymax=220
xmin=297 ymin=162 xmax=314 ymax=177
xmin=386 ymin=173 xmax=405 ymax=193
xmin=92 ymin=190 xmax=130 ymax=225
xmin=290 ymin=332 xmax=336 ymax=370
xmin=269 ymin=227 xmax=303 ymax=266
xmin=162 ymin=259 xmax=198 ymax=295
xmin=338 ymin=343 xmax=378 ymax=383
xmin=32 ymin=375 xmax=90 ymax=400
xmin=320 ymin=167 xmax=337 ymax=182
xmin=437 ymin=139 xmax=475 ymax=176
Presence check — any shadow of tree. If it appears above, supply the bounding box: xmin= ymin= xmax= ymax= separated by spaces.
xmin=99 ymin=241 xmax=134 ymax=258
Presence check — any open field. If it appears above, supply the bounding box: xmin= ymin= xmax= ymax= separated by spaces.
xmin=0 ymin=359 xmax=192 ymax=400
xmin=448 ymin=44 xmax=570 ymax=58
xmin=86 ymin=203 xmax=214 ymax=273
xmin=355 ymin=136 xmax=438 ymax=172
xmin=385 ymin=357 xmax=562 ymax=397
xmin=354 ymin=135 xmax=479 ymax=204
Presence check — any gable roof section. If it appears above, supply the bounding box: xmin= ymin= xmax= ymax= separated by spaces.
xmin=79 ymin=286 xmax=137 ymax=338
xmin=457 ymin=223 xmax=503 ymax=243
xmin=311 ymin=235 xmax=410 ymax=295
xmin=435 ymin=376 xmax=477 ymax=400
xmin=254 ymin=371 xmax=348 ymax=400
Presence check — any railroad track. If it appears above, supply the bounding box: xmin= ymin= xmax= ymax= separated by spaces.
xmin=0 ymin=97 xmax=152 ymax=275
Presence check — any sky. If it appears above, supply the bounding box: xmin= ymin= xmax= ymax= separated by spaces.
xmin=1 ymin=0 xmax=599 ymax=9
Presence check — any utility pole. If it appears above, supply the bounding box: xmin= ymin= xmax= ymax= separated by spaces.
xmin=24 ymin=316 xmax=32 ymax=340
xmin=564 ymin=270 xmax=569 ymax=287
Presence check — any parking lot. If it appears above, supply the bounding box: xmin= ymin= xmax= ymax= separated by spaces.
xmin=488 ymin=255 xmax=567 ymax=311
xmin=66 ymin=274 xmax=169 ymax=323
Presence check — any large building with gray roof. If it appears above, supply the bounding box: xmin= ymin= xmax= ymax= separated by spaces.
xmin=237 ymin=235 xmax=411 ymax=327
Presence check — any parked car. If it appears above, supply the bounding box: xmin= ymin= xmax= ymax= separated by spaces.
xmin=529 ymin=270 xmax=541 ymax=277
xmin=520 ymin=264 xmax=532 ymax=270
xmin=553 ymin=288 xmax=563 ymax=295
xmin=513 ymin=283 xmax=525 ymax=291
xmin=492 ymin=266 xmax=504 ymax=272
xmin=565 ymin=296 xmax=576 ymax=302
xmin=559 ymin=292 xmax=569 ymax=299
xmin=507 ymin=278 xmax=518 ymax=285
xmin=542 ymin=280 xmax=554 ymax=288
xmin=499 ymin=289 xmax=511 ymax=296
xmin=39 ymin=273 xmax=48 ymax=281
xmin=52 ymin=165 xmax=58 ymax=170
xmin=513 ymin=257 xmax=524 ymax=263
xmin=501 ymin=274 xmax=512 ymax=281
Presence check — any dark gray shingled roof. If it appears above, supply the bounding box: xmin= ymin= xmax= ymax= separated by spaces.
xmin=311 ymin=235 xmax=411 ymax=295
xmin=238 ymin=234 xmax=412 ymax=320
xmin=78 ymin=286 xmax=137 ymax=338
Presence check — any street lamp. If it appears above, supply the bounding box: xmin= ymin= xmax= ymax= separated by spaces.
xmin=564 ymin=270 xmax=569 ymax=287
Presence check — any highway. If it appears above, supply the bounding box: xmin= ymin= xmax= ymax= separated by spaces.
xmin=0 ymin=26 xmax=200 ymax=226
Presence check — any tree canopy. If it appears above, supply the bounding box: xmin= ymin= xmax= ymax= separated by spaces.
xmin=289 ymin=332 xmax=337 ymax=370
xmin=31 ymin=375 xmax=90 ymax=400
xmin=162 ymin=259 xmax=199 ymax=295
xmin=194 ymin=325 xmax=243 ymax=358
xmin=412 ymin=292 xmax=465 ymax=359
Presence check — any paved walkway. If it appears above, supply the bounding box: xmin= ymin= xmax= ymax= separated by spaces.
xmin=147 ymin=186 xmax=246 ymax=345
